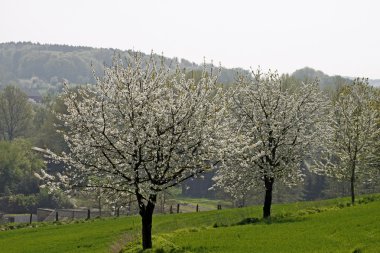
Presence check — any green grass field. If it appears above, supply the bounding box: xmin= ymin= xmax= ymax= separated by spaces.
xmin=0 ymin=195 xmax=379 ymax=253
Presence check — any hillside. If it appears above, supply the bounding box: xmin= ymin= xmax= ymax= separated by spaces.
xmin=0 ymin=194 xmax=379 ymax=253
xmin=292 ymin=67 xmax=352 ymax=89
xmin=0 ymin=42 xmax=245 ymax=92
xmin=2 ymin=42 xmax=378 ymax=96
xmin=292 ymin=67 xmax=380 ymax=88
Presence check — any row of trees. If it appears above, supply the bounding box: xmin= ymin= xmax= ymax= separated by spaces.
xmin=36 ymin=54 xmax=379 ymax=249
xmin=0 ymin=86 xmax=73 ymax=212
xmin=214 ymin=74 xmax=379 ymax=218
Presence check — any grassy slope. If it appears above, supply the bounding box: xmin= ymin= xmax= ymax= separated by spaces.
xmin=0 ymin=195 xmax=379 ymax=253
xmin=160 ymin=201 xmax=380 ymax=253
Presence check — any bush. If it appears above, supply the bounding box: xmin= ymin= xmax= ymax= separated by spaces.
xmin=235 ymin=217 xmax=260 ymax=225
xmin=0 ymin=190 xmax=73 ymax=213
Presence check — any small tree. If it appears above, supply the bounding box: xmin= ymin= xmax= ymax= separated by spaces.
xmin=38 ymin=54 xmax=224 ymax=249
xmin=0 ymin=86 xmax=32 ymax=140
xmin=214 ymin=70 xmax=329 ymax=218
xmin=315 ymin=79 xmax=380 ymax=204
xmin=0 ymin=139 xmax=44 ymax=195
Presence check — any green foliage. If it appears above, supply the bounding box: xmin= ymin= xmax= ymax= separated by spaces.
xmin=0 ymin=139 xmax=44 ymax=195
xmin=0 ymin=190 xmax=73 ymax=213
xmin=36 ymin=189 xmax=74 ymax=210
xmin=0 ymin=85 xmax=32 ymax=140
xmin=30 ymin=95 xmax=67 ymax=153
xmin=0 ymin=194 xmax=37 ymax=213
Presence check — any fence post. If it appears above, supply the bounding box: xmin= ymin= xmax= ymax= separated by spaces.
xmin=29 ymin=213 xmax=33 ymax=224
xmin=177 ymin=203 xmax=180 ymax=213
xmin=55 ymin=211 xmax=59 ymax=221
xmin=87 ymin=209 xmax=91 ymax=220
xmin=170 ymin=205 xmax=173 ymax=214
xmin=196 ymin=204 xmax=199 ymax=212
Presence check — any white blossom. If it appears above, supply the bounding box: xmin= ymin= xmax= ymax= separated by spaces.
xmin=36 ymin=52 xmax=226 ymax=249
xmin=214 ymin=69 xmax=329 ymax=217
xmin=313 ymin=78 xmax=380 ymax=203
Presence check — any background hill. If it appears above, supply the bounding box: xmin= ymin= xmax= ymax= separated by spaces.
xmin=2 ymin=42 xmax=378 ymax=96
xmin=0 ymin=42 xmax=245 ymax=95
xmin=292 ymin=66 xmax=380 ymax=88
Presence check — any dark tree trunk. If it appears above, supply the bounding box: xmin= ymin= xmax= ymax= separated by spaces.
xmin=263 ymin=176 xmax=274 ymax=219
xmin=138 ymin=194 xmax=156 ymax=250
xmin=8 ymin=130 xmax=14 ymax=141
xmin=98 ymin=193 xmax=102 ymax=217
xmin=350 ymin=165 xmax=356 ymax=204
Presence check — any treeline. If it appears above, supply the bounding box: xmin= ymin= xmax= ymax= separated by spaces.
xmin=0 ymin=42 xmax=245 ymax=94
xmin=0 ymin=86 xmax=71 ymax=213
xmin=3 ymin=42 xmax=375 ymax=96
xmin=0 ymin=75 xmax=378 ymax=214
xmin=182 ymin=74 xmax=380 ymax=206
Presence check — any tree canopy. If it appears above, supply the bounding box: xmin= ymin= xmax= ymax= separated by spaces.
xmin=0 ymin=85 xmax=32 ymax=140
xmin=0 ymin=139 xmax=44 ymax=195
xmin=315 ymin=78 xmax=380 ymax=203
xmin=214 ymin=69 xmax=330 ymax=218
xmin=38 ymin=54 xmax=225 ymax=249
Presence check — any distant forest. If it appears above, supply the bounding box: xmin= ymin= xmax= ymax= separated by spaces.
xmin=0 ymin=42 xmax=246 ymax=95
xmin=1 ymin=42 xmax=379 ymax=97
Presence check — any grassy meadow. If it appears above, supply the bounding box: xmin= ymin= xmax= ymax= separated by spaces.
xmin=0 ymin=195 xmax=379 ymax=253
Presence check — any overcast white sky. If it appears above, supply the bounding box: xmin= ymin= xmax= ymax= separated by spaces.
xmin=1 ymin=0 xmax=379 ymax=78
